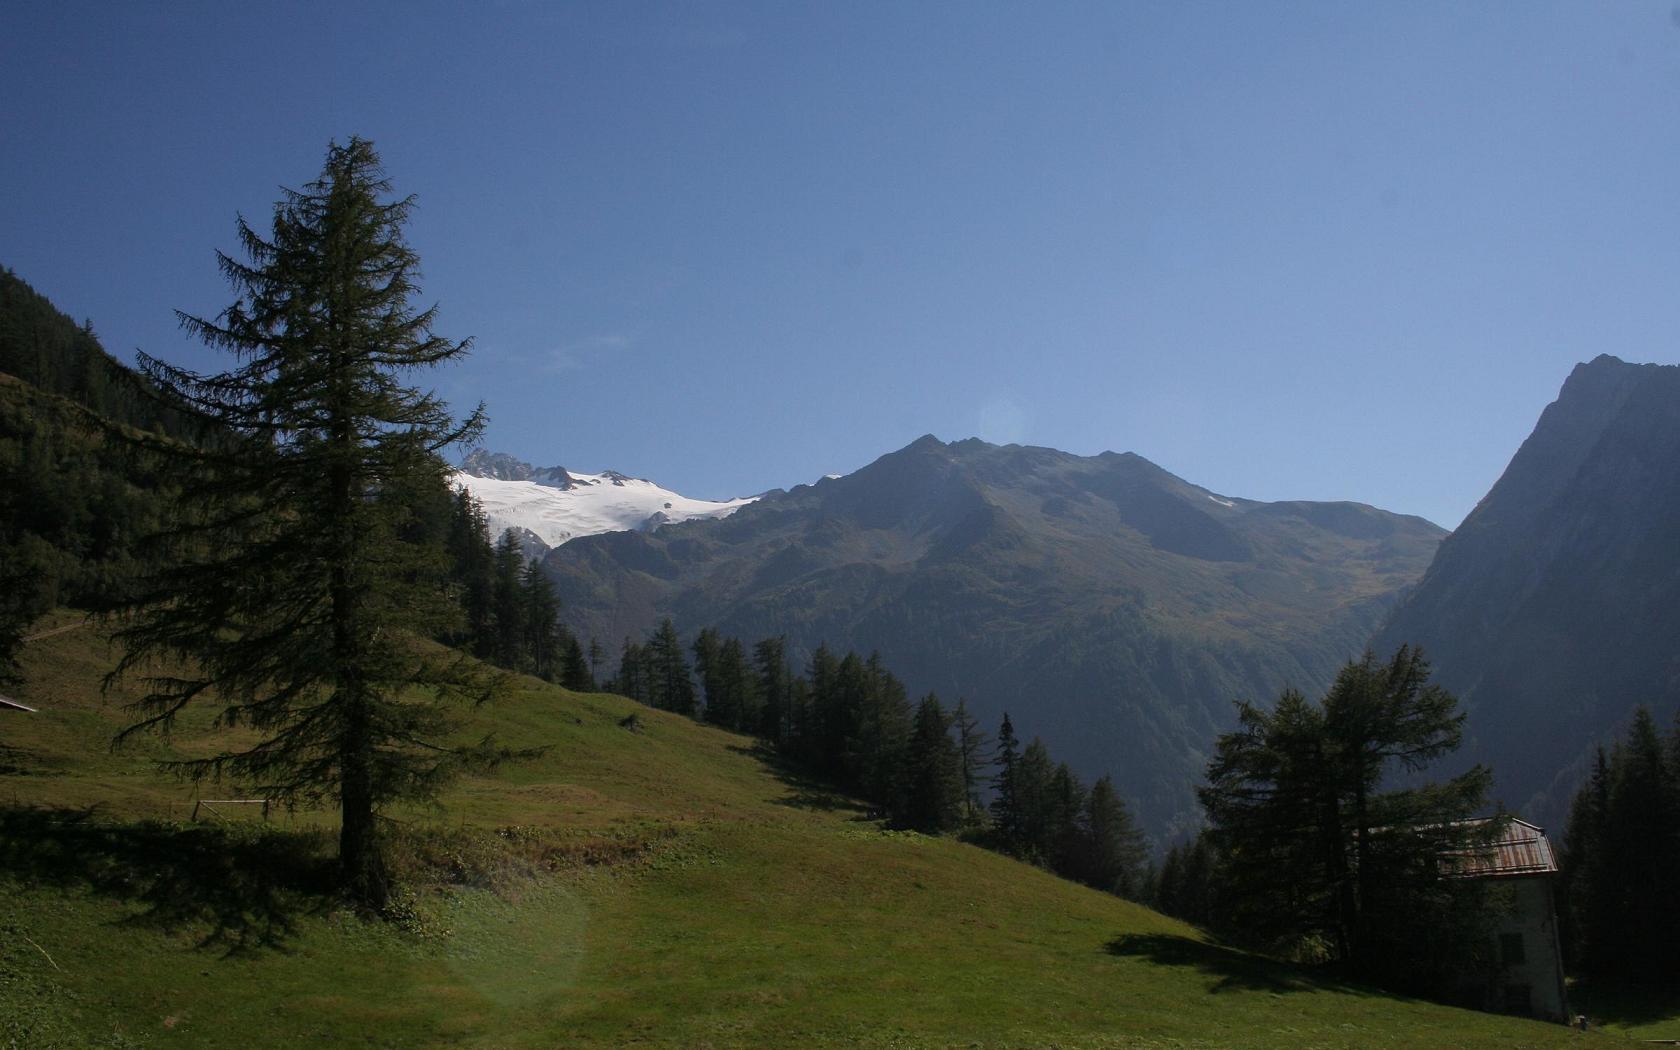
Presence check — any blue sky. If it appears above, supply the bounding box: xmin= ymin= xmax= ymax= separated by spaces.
xmin=5 ymin=2 xmax=1679 ymax=528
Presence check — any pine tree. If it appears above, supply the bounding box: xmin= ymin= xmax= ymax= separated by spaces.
xmin=951 ymin=698 xmax=989 ymax=825
xmin=445 ymin=487 xmax=494 ymax=655
xmin=1199 ymin=647 xmax=1492 ymax=983
xmin=802 ymin=644 xmax=841 ymax=772
xmin=1046 ymin=762 xmax=1089 ymax=876
xmin=691 ymin=627 xmax=723 ymax=723
xmin=1560 ymin=746 xmax=1610 ymax=974
xmin=490 ymin=530 xmax=526 ymax=670
xmin=615 ymin=638 xmax=648 ymax=704
xmin=990 ymin=712 xmax=1021 ymax=844
xmin=1154 ymin=840 xmax=1185 ymax=917
xmin=1153 ymin=834 xmax=1221 ymax=927
xmin=1596 ymin=708 xmax=1680 ymax=979
xmin=587 ymin=638 xmax=605 ymax=683
xmin=784 ymin=675 xmax=814 ymax=758
xmin=853 ymin=653 xmax=911 ymax=813
xmin=753 ymin=636 xmax=791 ymax=743
xmin=1084 ymin=775 xmax=1147 ymax=897
xmin=648 ymin=618 xmax=696 ymax=716
xmin=0 ymin=544 xmax=43 ymax=689
xmin=827 ymin=651 xmax=870 ymax=784
xmin=110 ymin=138 xmax=505 ymax=907
xmin=899 ymin=693 xmax=963 ymax=833
xmin=716 ymin=636 xmax=758 ymax=732
xmin=519 ymin=561 xmax=559 ymax=679
xmin=558 ymin=632 xmax=593 ymax=692
xmin=1013 ymin=739 xmax=1057 ymax=861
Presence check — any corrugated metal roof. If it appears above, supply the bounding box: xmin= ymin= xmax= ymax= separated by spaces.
xmin=1443 ymin=817 xmax=1557 ymax=878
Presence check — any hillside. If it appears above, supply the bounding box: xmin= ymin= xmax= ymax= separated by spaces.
xmin=0 ymin=612 xmax=1587 ymax=1049
xmin=1374 ymin=355 xmax=1680 ymax=829
xmin=542 ymin=435 xmax=1445 ymax=839
xmin=0 ymin=267 xmax=193 ymax=439
xmin=0 ymin=268 xmax=200 ymax=664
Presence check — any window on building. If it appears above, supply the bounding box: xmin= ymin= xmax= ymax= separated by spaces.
xmin=1500 ymin=932 xmax=1526 ymax=966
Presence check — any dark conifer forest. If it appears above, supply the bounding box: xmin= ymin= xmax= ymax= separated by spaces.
xmin=1558 ymin=708 xmax=1680 ymax=987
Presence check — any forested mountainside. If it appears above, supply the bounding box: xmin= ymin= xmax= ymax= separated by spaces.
xmin=0 ymin=268 xmax=197 ymax=622
xmin=0 ymin=268 xmax=194 ymax=437
xmin=1375 ymin=354 xmax=1680 ymax=829
xmin=543 ymin=434 xmax=1444 ymax=838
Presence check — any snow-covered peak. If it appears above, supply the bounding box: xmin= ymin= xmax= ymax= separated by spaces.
xmin=452 ymin=452 xmax=758 ymax=553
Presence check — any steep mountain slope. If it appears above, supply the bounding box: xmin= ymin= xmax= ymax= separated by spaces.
xmin=453 ymin=448 xmax=757 ymax=554
xmin=0 ymin=267 xmax=193 ymax=437
xmin=543 ymin=436 xmax=1444 ymax=838
xmin=0 ymin=614 xmax=1587 ymax=1048
xmin=1374 ymin=354 xmax=1680 ymax=827
xmin=0 ymin=268 xmax=197 ymax=620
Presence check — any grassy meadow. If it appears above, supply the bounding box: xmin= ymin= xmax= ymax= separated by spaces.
xmin=0 ymin=609 xmax=1606 ymax=1048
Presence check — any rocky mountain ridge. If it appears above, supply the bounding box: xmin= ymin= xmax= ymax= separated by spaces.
xmin=1374 ymin=354 xmax=1680 ymax=828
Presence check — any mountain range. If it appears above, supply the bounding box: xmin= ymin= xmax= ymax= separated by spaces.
xmin=534 ymin=435 xmax=1446 ymax=838
xmin=414 ymin=358 xmax=1680 ymax=843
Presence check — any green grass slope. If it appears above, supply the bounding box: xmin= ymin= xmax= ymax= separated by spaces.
xmin=1 ymin=611 xmax=1592 ymax=1048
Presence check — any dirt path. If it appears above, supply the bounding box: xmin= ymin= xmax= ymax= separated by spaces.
xmin=22 ymin=620 xmax=87 ymax=643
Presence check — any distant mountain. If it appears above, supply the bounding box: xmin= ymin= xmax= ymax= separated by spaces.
xmin=453 ymin=449 xmax=758 ymax=556
xmin=1374 ymin=355 xmax=1680 ymax=829
xmin=542 ymin=435 xmax=1445 ymax=839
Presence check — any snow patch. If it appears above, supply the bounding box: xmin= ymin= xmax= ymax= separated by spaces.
xmin=1207 ymin=494 xmax=1236 ymax=508
xmin=453 ymin=469 xmax=758 ymax=549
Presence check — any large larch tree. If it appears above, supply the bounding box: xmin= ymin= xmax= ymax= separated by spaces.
xmin=111 ymin=138 xmax=504 ymax=908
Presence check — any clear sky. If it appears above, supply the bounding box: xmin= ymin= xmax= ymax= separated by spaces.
xmin=5 ymin=2 xmax=1679 ymax=528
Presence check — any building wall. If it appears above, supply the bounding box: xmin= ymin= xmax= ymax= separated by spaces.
xmin=1492 ymin=876 xmax=1568 ymax=1022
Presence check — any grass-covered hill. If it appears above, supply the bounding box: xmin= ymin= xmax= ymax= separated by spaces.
xmin=0 ymin=612 xmax=1593 ymax=1049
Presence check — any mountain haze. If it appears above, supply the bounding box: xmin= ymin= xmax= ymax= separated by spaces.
xmin=544 ymin=435 xmax=1445 ymax=837
xmin=1374 ymin=354 xmax=1680 ymax=828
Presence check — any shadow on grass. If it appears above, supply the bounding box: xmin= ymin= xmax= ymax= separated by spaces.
xmin=1105 ymin=932 xmax=1377 ymax=997
xmin=0 ymin=805 xmax=335 ymax=955
xmin=0 ymin=743 xmax=44 ymax=776
xmin=1569 ymin=978 xmax=1680 ymax=1032
xmin=726 ymin=743 xmax=873 ymax=818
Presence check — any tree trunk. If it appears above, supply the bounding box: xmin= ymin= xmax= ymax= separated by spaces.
xmin=329 ymin=406 xmax=385 ymax=907
xmin=339 ymin=690 xmax=387 ymax=909
xmin=1351 ymin=769 xmax=1373 ymax=978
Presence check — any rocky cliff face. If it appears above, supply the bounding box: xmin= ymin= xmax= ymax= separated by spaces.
xmin=1374 ymin=355 xmax=1680 ymax=828
xmin=544 ymin=434 xmax=1444 ymax=839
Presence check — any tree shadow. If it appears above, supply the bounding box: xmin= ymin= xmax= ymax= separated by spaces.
xmin=1104 ymin=932 xmax=1378 ymax=997
xmin=1569 ymin=978 xmax=1680 ymax=1032
xmin=0 ymin=805 xmax=336 ymax=956
xmin=0 ymin=742 xmax=48 ymax=776
xmin=726 ymin=743 xmax=873 ymax=818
